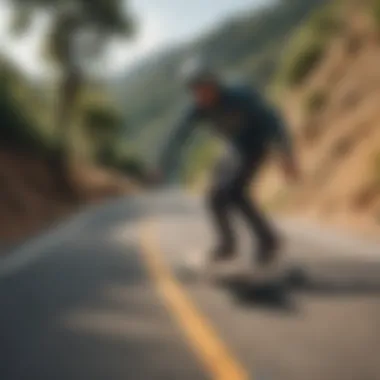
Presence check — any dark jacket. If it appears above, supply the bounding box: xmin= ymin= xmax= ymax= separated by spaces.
xmin=160 ymin=83 xmax=293 ymax=179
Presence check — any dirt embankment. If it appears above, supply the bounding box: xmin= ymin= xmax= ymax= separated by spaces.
xmin=0 ymin=147 xmax=138 ymax=250
xmin=258 ymin=7 xmax=380 ymax=239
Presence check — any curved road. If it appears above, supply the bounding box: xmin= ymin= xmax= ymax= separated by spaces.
xmin=1 ymin=189 xmax=380 ymax=380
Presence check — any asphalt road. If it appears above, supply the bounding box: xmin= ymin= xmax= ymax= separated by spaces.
xmin=1 ymin=189 xmax=380 ymax=380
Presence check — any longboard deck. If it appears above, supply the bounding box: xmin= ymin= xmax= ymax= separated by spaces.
xmin=209 ymin=265 xmax=289 ymax=286
xmin=180 ymin=256 xmax=291 ymax=287
xmin=179 ymin=248 xmax=306 ymax=289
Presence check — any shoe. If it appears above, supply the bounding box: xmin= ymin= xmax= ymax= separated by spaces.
xmin=210 ymin=244 xmax=237 ymax=262
xmin=256 ymin=236 xmax=282 ymax=266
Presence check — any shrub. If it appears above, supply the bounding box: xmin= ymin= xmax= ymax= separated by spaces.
xmin=118 ymin=157 xmax=147 ymax=181
xmin=276 ymin=2 xmax=341 ymax=87
xmin=96 ymin=145 xmax=147 ymax=182
xmin=304 ymin=88 xmax=328 ymax=115
xmin=0 ymin=61 xmax=57 ymax=157
xmin=308 ymin=4 xmax=342 ymax=36
xmin=282 ymin=36 xmax=326 ymax=86
xmin=373 ymin=0 xmax=380 ymax=29
xmin=82 ymin=104 xmax=122 ymax=134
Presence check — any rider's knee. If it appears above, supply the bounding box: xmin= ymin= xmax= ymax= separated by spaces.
xmin=207 ymin=187 xmax=230 ymax=211
xmin=229 ymin=183 xmax=246 ymax=203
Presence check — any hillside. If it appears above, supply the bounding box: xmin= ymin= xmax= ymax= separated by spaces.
xmin=114 ymin=0 xmax=380 ymax=238
xmin=256 ymin=0 xmax=380 ymax=238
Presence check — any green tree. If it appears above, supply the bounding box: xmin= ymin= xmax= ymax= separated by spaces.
xmin=9 ymin=0 xmax=135 ymax=193
xmin=81 ymin=100 xmax=122 ymax=163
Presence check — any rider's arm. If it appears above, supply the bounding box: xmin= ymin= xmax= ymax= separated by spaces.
xmin=240 ymin=86 xmax=294 ymax=158
xmin=158 ymin=106 xmax=200 ymax=182
xmin=271 ymin=114 xmax=300 ymax=182
xmin=272 ymin=114 xmax=293 ymax=158
xmin=234 ymin=85 xmax=300 ymax=181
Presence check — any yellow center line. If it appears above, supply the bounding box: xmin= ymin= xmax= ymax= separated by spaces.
xmin=140 ymin=221 xmax=249 ymax=380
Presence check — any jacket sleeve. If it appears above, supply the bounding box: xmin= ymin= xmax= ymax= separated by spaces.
xmin=158 ymin=106 xmax=199 ymax=181
xmin=240 ymin=86 xmax=294 ymax=157
xmin=270 ymin=110 xmax=294 ymax=158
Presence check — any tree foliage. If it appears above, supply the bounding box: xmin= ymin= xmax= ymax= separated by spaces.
xmin=0 ymin=58 xmax=55 ymax=154
xmin=7 ymin=0 xmax=135 ymax=191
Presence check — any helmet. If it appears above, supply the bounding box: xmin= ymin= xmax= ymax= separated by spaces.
xmin=178 ymin=56 xmax=219 ymax=87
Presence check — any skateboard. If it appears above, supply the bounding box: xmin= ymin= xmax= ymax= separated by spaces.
xmin=179 ymin=249 xmax=294 ymax=287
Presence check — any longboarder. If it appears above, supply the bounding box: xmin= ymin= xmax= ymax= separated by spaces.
xmin=155 ymin=59 xmax=301 ymax=267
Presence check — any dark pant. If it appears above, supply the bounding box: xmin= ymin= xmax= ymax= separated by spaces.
xmin=207 ymin=146 xmax=278 ymax=253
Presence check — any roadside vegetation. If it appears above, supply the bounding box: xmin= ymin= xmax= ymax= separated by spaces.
xmin=4 ymin=0 xmax=146 ymax=190
xmin=275 ymin=2 xmax=342 ymax=87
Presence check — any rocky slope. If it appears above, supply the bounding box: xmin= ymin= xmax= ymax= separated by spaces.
xmin=257 ymin=4 xmax=380 ymax=238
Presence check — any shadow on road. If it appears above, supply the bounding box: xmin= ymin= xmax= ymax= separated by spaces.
xmin=201 ymin=260 xmax=380 ymax=313
xmin=223 ymin=279 xmax=295 ymax=312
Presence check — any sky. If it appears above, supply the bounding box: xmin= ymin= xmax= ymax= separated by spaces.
xmin=0 ymin=0 xmax=268 ymax=78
